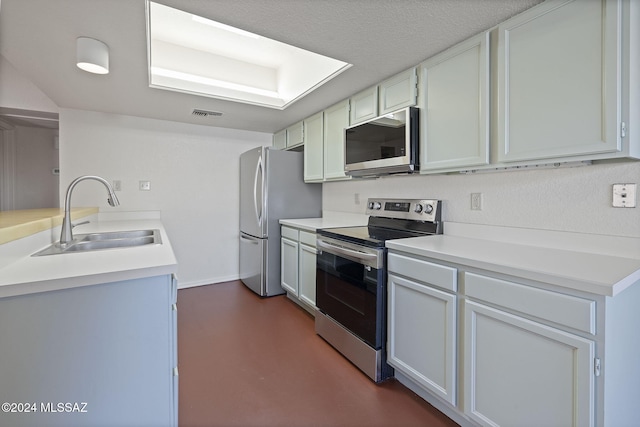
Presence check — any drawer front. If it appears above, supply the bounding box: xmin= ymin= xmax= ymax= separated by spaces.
xmin=465 ymin=272 xmax=596 ymax=335
xmin=281 ymin=226 xmax=299 ymax=241
xmin=388 ymin=252 xmax=457 ymax=292
xmin=299 ymin=230 xmax=316 ymax=247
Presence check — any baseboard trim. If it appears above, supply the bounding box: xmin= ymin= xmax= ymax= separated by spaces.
xmin=177 ymin=275 xmax=240 ymax=289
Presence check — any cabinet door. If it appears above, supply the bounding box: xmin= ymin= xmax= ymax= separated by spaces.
xmin=280 ymin=237 xmax=299 ymax=296
xmin=420 ymin=32 xmax=490 ymax=172
xmin=273 ymin=129 xmax=286 ymax=150
xmin=350 ymin=86 xmax=378 ymax=125
xmin=170 ymin=275 xmax=179 ymax=427
xmin=303 ymin=112 xmax=324 ymax=182
xmin=379 ymin=67 xmax=417 ymax=115
xmin=464 ymin=300 xmax=595 ymax=427
xmin=286 ymin=121 xmax=304 ymax=148
xmin=0 ymin=275 xmax=176 ymax=427
xmin=497 ymin=0 xmax=621 ymax=162
xmin=388 ymin=273 xmax=457 ymax=405
xmin=298 ymin=243 xmax=317 ymax=307
xmin=323 ymin=99 xmax=351 ymax=180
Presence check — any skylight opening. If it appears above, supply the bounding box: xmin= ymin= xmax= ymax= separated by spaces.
xmin=146 ymin=1 xmax=352 ymax=109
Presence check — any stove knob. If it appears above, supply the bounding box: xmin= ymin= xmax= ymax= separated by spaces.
xmin=414 ymin=204 xmax=423 ymax=213
xmin=368 ymin=201 xmax=375 ymax=210
xmin=424 ymin=204 xmax=434 ymax=214
xmin=373 ymin=202 xmax=382 ymax=210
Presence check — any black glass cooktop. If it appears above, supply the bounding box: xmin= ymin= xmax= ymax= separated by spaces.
xmin=318 ymin=226 xmax=431 ymax=248
xmin=319 ymin=215 xmax=442 ymax=247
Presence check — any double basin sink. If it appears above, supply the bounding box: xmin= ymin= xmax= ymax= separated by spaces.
xmin=33 ymin=229 xmax=162 ymax=256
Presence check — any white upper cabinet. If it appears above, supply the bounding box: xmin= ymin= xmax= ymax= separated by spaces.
xmin=286 ymin=121 xmax=304 ymax=149
xmin=497 ymin=0 xmax=622 ymax=163
xmin=272 ymin=122 xmax=303 ymax=150
xmin=323 ymin=99 xmax=351 ymax=181
xmin=379 ymin=68 xmax=418 ymax=115
xmin=350 ymin=86 xmax=379 ymax=125
xmin=273 ymin=129 xmax=286 ymax=150
xmin=420 ymin=32 xmax=490 ymax=172
xmin=303 ymin=111 xmax=324 ymax=183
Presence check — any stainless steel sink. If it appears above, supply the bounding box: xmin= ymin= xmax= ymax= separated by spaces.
xmin=81 ymin=229 xmax=156 ymax=241
xmin=32 ymin=229 xmax=162 ymax=256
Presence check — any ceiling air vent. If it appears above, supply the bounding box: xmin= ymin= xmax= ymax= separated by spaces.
xmin=192 ymin=109 xmax=223 ymax=117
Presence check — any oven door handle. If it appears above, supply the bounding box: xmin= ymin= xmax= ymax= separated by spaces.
xmin=317 ymin=240 xmax=381 ymax=267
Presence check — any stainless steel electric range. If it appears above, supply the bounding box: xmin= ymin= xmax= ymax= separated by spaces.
xmin=315 ymin=198 xmax=442 ymax=382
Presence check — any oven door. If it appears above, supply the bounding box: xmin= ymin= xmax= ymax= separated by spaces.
xmin=316 ymin=236 xmax=385 ymax=349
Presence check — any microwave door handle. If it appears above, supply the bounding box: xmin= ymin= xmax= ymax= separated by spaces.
xmin=317 ymin=240 xmax=378 ymax=264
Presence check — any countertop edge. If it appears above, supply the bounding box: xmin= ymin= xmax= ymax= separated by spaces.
xmin=386 ymin=236 xmax=640 ymax=297
xmin=0 ymin=218 xmax=178 ymax=299
xmin=279 ymin=213 xmax=369 ymax=232
xmin=0 ymin=208 xmax=99 ymax=245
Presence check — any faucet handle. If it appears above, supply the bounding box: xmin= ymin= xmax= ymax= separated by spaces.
xmin=72 ymin=220 xmax=90 ymax=229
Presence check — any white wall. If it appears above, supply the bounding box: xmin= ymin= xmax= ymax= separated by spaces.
xmin=13 ymin=125 xmax=59 ymax=209
xmin=0 ymin=54 xmax=58 ymax=113
xmin=51 ymin=107 xmax=640 ymax=287
xmin=324 ymin=161 xmax=640 ymax=238
xmin=59 ymin=109 xmax=271 ymax=287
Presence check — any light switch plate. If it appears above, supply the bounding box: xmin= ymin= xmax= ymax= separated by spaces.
xmin=471 ymin=193 xmax=482 ymax=210
xmin=612 ymin=183 xmax=636 ymax=208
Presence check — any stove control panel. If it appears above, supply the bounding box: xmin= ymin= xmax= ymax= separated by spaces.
xmin=366 ymin=198 xmax=441 ymax=222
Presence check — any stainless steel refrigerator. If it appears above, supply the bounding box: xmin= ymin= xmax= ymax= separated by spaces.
xmin=239 ymin=146 xmax=322 ymax=296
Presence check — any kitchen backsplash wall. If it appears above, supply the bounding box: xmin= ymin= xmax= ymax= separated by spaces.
xmin=323 ymin=161 xmax=640 ymax=238
xmin=59 ymin=108 xmax=271 ymax=288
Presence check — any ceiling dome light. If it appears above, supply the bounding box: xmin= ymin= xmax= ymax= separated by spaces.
xmin=76 ymin=37 xmax=109 ymax=74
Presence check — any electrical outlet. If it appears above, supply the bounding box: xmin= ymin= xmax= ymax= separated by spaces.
xmin=354 ymin=193 xmax=360 ymax=205
xmin=471 ymin=193 xmax=482 ymax=210
xmin=139 ymin=180 xmax=151 ymax=191
xmin=612 ymin=183 xmax=636 ymax=208
xmin=112 ymin=180 xmax=121 ymax=191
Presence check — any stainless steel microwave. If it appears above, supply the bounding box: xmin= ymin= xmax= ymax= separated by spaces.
xmin=344 ymin=106 xmax=419 ymax=177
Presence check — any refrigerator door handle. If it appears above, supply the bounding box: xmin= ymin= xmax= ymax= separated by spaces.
xmin=253 ymin=155 xmax=263 ymax=227
xmin=240 ymin=233 xmax=260 ymax=244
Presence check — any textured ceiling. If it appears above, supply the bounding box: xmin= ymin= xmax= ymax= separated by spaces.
xmin=0 ymin=0 xmax=542 ymax=133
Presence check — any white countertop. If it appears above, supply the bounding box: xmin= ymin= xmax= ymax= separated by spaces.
xmin=279 ymin=211 xmax=369 ymax=232
xmin=386 ymin=233 xmax=640 ymax=297
xmin=0 ymin=218 xmax=177 ymax=299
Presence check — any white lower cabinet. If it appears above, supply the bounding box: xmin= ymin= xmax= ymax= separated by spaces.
xmin=298 ymin=239 xmax=317 ymax=307
xmin=386 ymin=250 xmax=608 ymax=427
xmin=388 ymin=272 xmax=457 ymax=405
xmin=387 ymin=252 xmax=458 ymax=406
xmin=281 ymin=225 xmax=317 ymax=311
xmin=464 ymin=300 xmax=595 ymax=427
xmin=0 ymin=275 xmax=178 ymax=427
xmin=280 ymin=230 xmax=299 ymax=296
xmin=463 ymin=272 xmax=596 ymax=427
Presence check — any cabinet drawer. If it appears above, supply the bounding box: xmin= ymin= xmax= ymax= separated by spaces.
xmin=465 ymin=273 xmax=596 ymax=335
xmin=299 ymin=230 xmax=316 ymax=247
xmin=388 ymin=252 xmax=457 ymax=292
xmin=281 ymin=226 xmax=298 ymax=240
